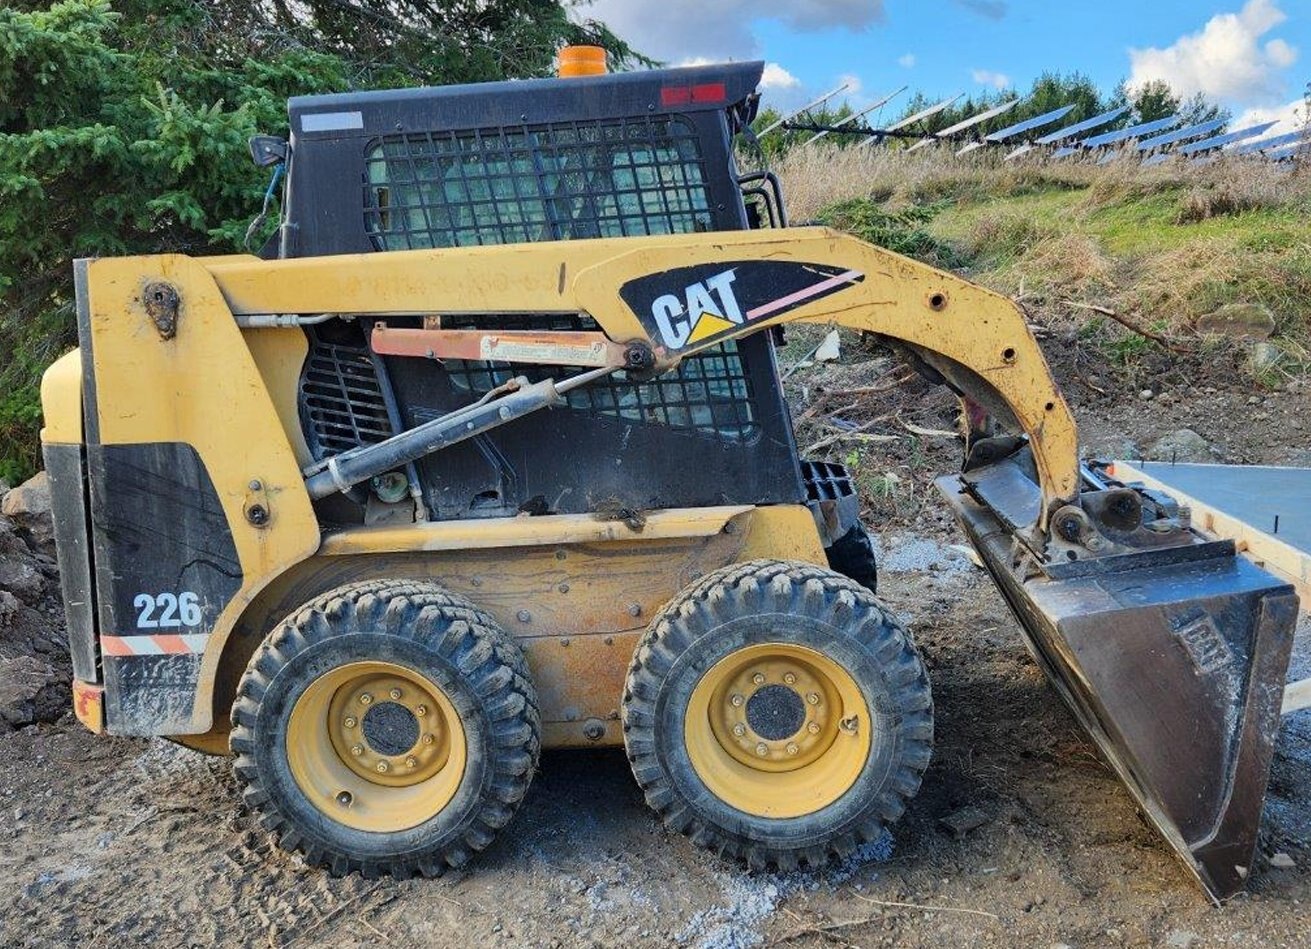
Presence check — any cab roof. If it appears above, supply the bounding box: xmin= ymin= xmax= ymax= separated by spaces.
xmin=288 ymin=61 xmax=764 ymax=139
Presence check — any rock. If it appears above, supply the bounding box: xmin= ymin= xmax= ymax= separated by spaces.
xmin=0 ymin=555 xmax=43 ymax=606
xmin=1143 ymin=429 xmax=1217 ymax=464
xmin=938 ymin=805 xmax=991 ymax=839
xmin=1166 ymin=930 xmax=1200 ymax=948
xmin=0 ymin=471 xmax=49 ymax=520
xmin=0 ymin=654 xmax=68 ymax=730
xmin=1139 ymin=389 xmax=1154 ymax=401
xmin=1081 ymin=438 xmax=1137 ymax=462
xmin=1269 ymin=852 xmax=1296 ymax=869
xmin=0 ymin=591 xmax=18 ymax=630
xmin=1249 ymin=341 xmax=1284 ymax=374
xmin=0 ymin=472 xmax=53 ymax=553
xmin=1195 ymin=303 xmax=1276 ymax=341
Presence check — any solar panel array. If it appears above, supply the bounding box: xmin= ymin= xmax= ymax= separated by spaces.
xmin=771 ymin=85 xmax=1309 ymax=167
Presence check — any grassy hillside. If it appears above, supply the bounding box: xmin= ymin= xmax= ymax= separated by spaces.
xmin=776 ymin=148 xmax=1311 ymax=382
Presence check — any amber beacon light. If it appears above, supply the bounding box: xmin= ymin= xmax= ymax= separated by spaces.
xmin=558 ymin=45 xmax=607 ymax=77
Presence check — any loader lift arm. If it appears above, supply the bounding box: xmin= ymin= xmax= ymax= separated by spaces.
xmin=206 ymin=225 xmax=1080 ymax=537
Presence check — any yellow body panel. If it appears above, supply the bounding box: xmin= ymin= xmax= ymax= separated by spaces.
xmin=79 ymin=255 xmax=323 ymax=732
xmin=318 ymin=506 xmax=755 ymax=556
xmin=39 ymin=349 xmax=83 ymax=444
xmin=192 ymin=504 xmax=826 ymax=750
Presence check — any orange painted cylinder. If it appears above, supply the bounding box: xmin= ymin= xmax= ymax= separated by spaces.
xmin=558 ymin=45 xmax=607 ymax=78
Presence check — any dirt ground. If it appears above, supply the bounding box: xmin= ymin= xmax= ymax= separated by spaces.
xmin=1 ymin=333 xmax=1309 ymax=948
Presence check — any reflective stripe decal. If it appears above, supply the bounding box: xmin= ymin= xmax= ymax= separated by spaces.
xmin=102 ymin=634 xmax=208 ymax=656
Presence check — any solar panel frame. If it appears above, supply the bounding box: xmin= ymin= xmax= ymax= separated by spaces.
xmin=1135 ymin=117 xmax=1227 ymax=152
xmin=906 ymin=98 xmax=1020 ymax=152
xmin=1267 ymin=141 xmax=1311 ymax=161
xmin=1077 ymin=114 xmax=1181 ymax=150
xmin=1177 ymin=122 xmax=1278 ymax=155
xmin=864 ymin=94 xmax=963 ymax=147
xmin=984 ymin=104 xmax=1075 ymax=143
xmin=804 ymin=86 xmax=906 ymax=145
xmin=1034 ymin=105 xmax=1129 ymax=145
xmin=1231 ymin=130 xmax=1306 ymax=155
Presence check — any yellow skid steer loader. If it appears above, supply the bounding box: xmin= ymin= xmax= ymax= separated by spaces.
xmin=41 ymin=55 xmax=1296 ymax=901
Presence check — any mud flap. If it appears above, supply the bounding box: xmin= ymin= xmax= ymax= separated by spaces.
xmin=938 ymin=473 xmax=1298 ymax=902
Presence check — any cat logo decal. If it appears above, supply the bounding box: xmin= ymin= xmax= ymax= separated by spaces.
xmin=622 ymin=262 xmax=864 ymax=351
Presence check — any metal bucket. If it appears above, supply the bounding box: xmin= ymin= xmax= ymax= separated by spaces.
xmin=939 ymin=465 xmax=1297 ymax=902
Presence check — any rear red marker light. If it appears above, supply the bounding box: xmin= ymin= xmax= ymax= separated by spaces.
xmin=692 ymin=82 xmax=727 ymax=104
xmin=660 ymin=86 xmax=692 ymax=107
xmin=660 ymin=83 xmax=726 ymax=108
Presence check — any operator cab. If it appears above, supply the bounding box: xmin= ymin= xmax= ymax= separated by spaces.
xmin=253 ymin=60 xmax=864 ymax=575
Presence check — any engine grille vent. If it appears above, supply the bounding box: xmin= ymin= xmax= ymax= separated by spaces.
xmin=300 ymin=336 xmax=394 ymax=460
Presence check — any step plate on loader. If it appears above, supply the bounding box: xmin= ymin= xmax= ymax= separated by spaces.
xmin=938 ymin=474 xmax=1298 ymax=902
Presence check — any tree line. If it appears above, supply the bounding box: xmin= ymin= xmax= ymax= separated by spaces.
xmin=0 ymin=0 xmax=640 ymax=481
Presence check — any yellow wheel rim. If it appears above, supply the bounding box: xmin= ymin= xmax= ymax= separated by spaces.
xmin=286 ymin=661 xmax=467 ymax=833
xmin=685 ymin=643 xmax=872 ymax=819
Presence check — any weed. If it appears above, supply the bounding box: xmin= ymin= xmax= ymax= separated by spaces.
xmin=817 ymin=199 xmax=959 ymax=266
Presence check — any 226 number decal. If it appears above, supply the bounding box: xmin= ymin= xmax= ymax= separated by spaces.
xmin=134 ymin=591 xmax=203 ymax=629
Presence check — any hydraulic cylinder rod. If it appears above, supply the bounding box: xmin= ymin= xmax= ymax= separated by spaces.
xmin=303 ymin=367 xmax=613 ymax=500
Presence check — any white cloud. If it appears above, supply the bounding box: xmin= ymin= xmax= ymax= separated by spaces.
xmin=580 ymin=0 xmax=884 ymax=62
xmin=761 ymin=63 xmax=801 ymax=90
xmin=1128 ymin=0 xmax=1299 ymax=105
xmin=1234 ymin=97 xmax=1308 ymax=133
xmin=837 ymin=72 xmax=863 ymax=97
xmin=972 ymin=69 xmax=1011 ymax=90
xmin=897 ymin=53 xmax=916 ymax=69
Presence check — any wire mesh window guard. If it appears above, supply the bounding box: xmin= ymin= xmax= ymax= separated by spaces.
xmin=364 ymin=117 xmax=713 ymax=249
xmin=438 ymin=315 xmax=758 ymax=441
xmin=361 ymin=117 xmax=758 ymax=442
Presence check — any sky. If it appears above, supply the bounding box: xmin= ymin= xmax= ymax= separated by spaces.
xmin=583 ymin=0 xmax=1310 ymax=133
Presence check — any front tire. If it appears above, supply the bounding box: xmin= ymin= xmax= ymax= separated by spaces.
xmin=230 ymin=579 xmax=539 ymax=878
xmin=623 ymin=560 xmax=932 ymax=871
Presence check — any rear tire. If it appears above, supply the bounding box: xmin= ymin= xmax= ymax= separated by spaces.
xmin=230 ymin=579 xmax=539 ymax=878
xmin=622 ymin=560 xmax=932 ymax=871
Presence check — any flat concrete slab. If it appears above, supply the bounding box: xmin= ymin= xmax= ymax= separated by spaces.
xmin=1117 ymin=462 xmax=1311 ymax=556
xmin=1111 ymin=462 xmax=1311 ymax=709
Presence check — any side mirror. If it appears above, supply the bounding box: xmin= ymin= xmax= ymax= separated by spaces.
xmin=249 ymin=135 xmax=288 ymax=167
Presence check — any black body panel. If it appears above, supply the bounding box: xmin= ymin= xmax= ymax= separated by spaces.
xmin=87 ymin=443 xmax=243 ymax=734
xmin=42 ymin=442 xmax=98 ymax=682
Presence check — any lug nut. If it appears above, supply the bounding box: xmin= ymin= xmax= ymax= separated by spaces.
xmin=389 ymin=688 xmax=403 ymax=700
xmin=405 ymin=756 xmax=418 ymax=769
xmin=376 ymin=761 xmax=390 ymax=774
xmin=730 ymin=693 xmax=744 ymax=708
xmin=752 ymin=672 xmax=766 ymax=685
xmin=732 ymin=723 xmax=746 ymax=737
xmin=786 ymin=743 xmax=799 ymax=756
xmin=422 ymin=734 xmax=435 ymax=746
xmin=350 ymin=744 xmax=364 ymax=756
xmin=415 ymin=705 xmax=428 ymax=716
xmin=806 ymin=692 xmax=820 ymax=706
xmin=783 ymin=672 xmax=797 ymax=685
xmin=359 ymin=693 xmax=373 ymax=705
xmin=336 ymin=791 xmax=353 ymax=807
xmin=755 ymin=743 xmax=769 ymax=757
xmin=343 ymin=716 xmax=357 ymax=728
xmin=807 ymin=722 xmax=821 ymax=734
